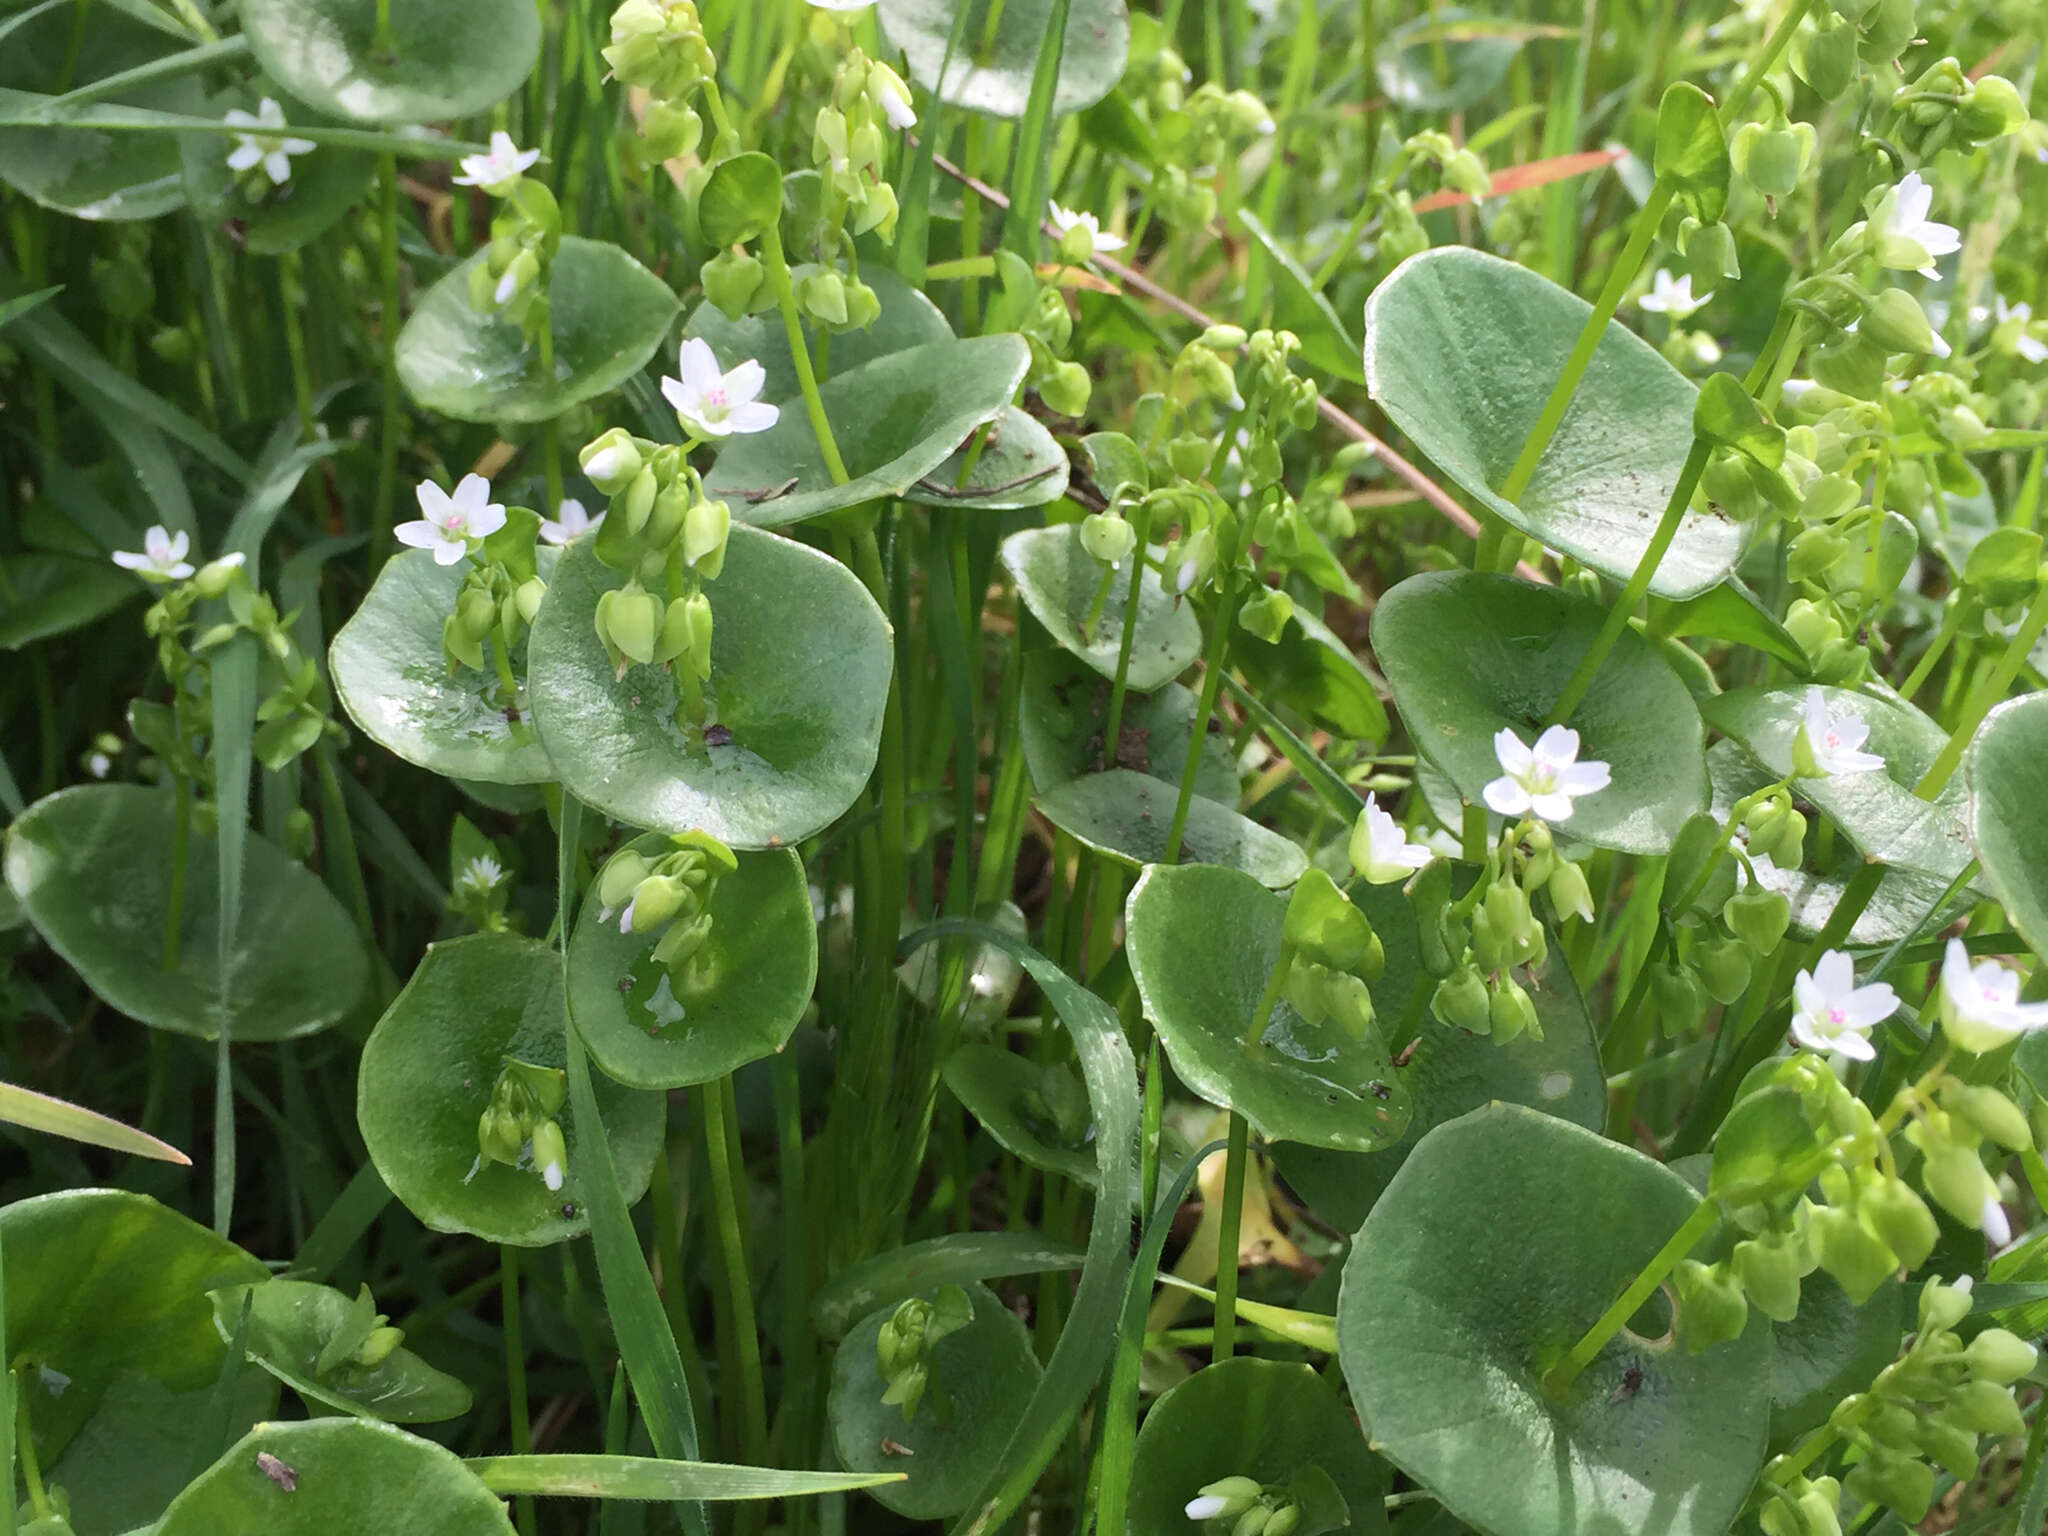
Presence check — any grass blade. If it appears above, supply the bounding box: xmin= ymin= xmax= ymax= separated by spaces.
xmin=291 ymin=1162 xmax=394 ymax=1284
xmin=1002 ymin=0 xmax=1074 ymax=258
xmin=0 ymin=1081 xmax=191 ymax=1163
xmin=468 ymin=1456 xmax=906 ymax=1501
xmin=211 ymin=636 xmax=259 ymax=1236
xmin=1219 ymin=672 xmax=1362 ymax=823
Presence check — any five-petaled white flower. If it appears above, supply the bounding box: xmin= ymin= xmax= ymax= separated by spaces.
xmin=1048 ymin=202 xmax=1127 ymax=255
xmin=458 ymin=855 xmax=506 ymax=894
xmin=224 ymin=98 xmax=316 ymax=188
xmin=453 ymin=130 xmax=540 ymax=190
xmin=1789 ymin=948 xmax=1898 ymax=1061
xmin=1482 ymin=725 xmax=1611 ymax=823
xmin=1350 ymin=793 xmax=1433 ymax=885
xmin=1638 ymin=268 xmax=1709 ymax=319
xmin=113 ymin=525 xmax=196 ymax=583
xmin=1794 ymin=687 xmax=1885 ymax=778
xmin=1939 ymin=938 xmax=2048 ymax=1054
xmin=1871 ymin=171 xmax=1961 ymax=277
xmin=539 ymin=498 xmax=602 ymax=545
xmin=395 ymin=475 xmax=508 ymax=566
xmin=661 ymin=338 xmax=780 ymax=439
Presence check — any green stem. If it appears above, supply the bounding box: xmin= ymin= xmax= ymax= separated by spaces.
xmin=1916 ymin=576 xmax=2048 ymax=800
xmin=162 ymin=776 xmax=190 ymax=970
xmin=1164 ymin=577 xmax=1242 ymax=863
xmin=772 ymin=1048 xmax=813 ymax=1531
xmin=13 ymin=1371 xmax=48 ymax=1520
xmin=501 ymin=1248 xmax=537 ymax=1536
xmin=1211 ymin=1112 xmax=1250 ymax=1363
xmin=374 ymin=155 xmax=402 ymax=560
xmin=1899 ymin=595 xmax=1974 ymax=702
xmin=1099 ymin=501 xmax=1155 ymax=765
xmin=278 ymin=253 xmax=316 ymax=441
xmin=1245 ymin=940 xmax=1297 ymax=1048
xmin=760 ymin=222 xmax=850 ymax=485
xmin=1543 ymin=1197 xmax=1720 ymax=1394
xmin=702 ymin=1076 xmax=770 ymax=1474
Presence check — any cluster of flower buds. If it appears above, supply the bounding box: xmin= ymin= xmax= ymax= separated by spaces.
xmin=1272 ymin=869 xmax=1385 ymax=1044
xmin=810 ymin=50 xmax=914 ymax=245
xmin=874 ymin=1284 xmax=972 ymax=1424
xmin=1184 ymin=1476 xmax=1305 ymax=1536
xmin=1890 ymin=56 xmax=2027 ymax=161
xmin=315 ymin=1283 xmax=407 ymax=1378
xmin=604 ymin=0 xmax=719 ymax=163
xmin=1427 ymin=874 xmax=1546 ymax=1046
xmin=443 ymin=516 xmax=548 ymax=703
xmin=973 ymin=249 xmax=1091 ymax=417
xmin=454 ymin=134 xmax=559 ymax=354
xmin=595 ymin=831 xmax=737 ymax=989
xmin=477 ymin=1056 xmax=569 ymax=1192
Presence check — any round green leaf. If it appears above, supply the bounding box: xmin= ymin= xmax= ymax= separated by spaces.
xmin=879 ymin=0 xmax=1130 ymax=117
xmin=1768 ymin=1274 xmax=1901 ymax=1441
xmin=210 ymin=1279 xmax=473 ymax=1424
xmin=1129 ymin=1358 xmax=1390 ymax=1536
xmin=567 ymin=838 xmax=815 ymax=1090
xmin=682 ymin=267 xmax=953 ymax=406
xmin=396 ymin=237 xmax=680 ymax=424
xmin=4 ymin=784 xmax=369 ymax=1042
xmin=1037 ymin=770 xmax=1306 ymax=888
xmin=157 ymin=1418 xmax=517 ymax=1535
xmin=903 ymin=406 xmax=1070 ymax=511
xmin=703 ymin=336 xmax=1031 ymax=529
xmin=698 ymin=151 xmax=783 ymax=248
xmin=0 ymin=554 xmax=137 ymax=650
xmin=527 ymin=532 xmax=891 ymax=848
xmin=1126 ymin=862 xmax=1411 ymax=1151
xmin=1365 ymin=248 xmax=1737 ymax=600
xmin=1338 ymin=1105 xmax=1771 ymax=1536
xmin=1373 ymin=570 xmax=1708 ymax=855
xmin=241 ymin=0 xmax=539 ymax=125
xmin=1969 ymin=694 xmax=2048 ymax=958
xmin=828 ymin=1282 xmax=1044 ymax=1520
xmin=1374 ymin=8 xmax=1523 ymax=112
xmin=330 ymin=547 xmax=557 ymax=786
xmin=1231 ymin=603 xmax=1389 ymax=743
xmin=1020 ymin=648 xmax=1236 ymax=802
xmin=357 ymin=933 xmax=665 ymax=1247
xmin=178 ymin=92 xmax=376 ymax=255
xmin=1000 ymin=525 xmax=1202 ymax=694
xmin=943 ymin=1043 xmax=1099 ymax=1188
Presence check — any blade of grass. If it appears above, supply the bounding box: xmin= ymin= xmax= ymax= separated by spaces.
xmin=1219 ymin=673 xmax=1364 ymax=823
xmin=210 ymin=635 xmax=258 ymax=1236
xmin=0 ymin=87 xmax=490 ymax=157
xmin=894 ymin=0 xmax=975 ymax=286
xmin=291 ymin=1163 xmax=394 ymax=1284
xmin=1001 ymin=0 xmax=1073 ymax=258
xmin=0 ymin=1081 xmax=191 ymax=1163
xmin=469 ymin=1456 xmax=906 ymax=1501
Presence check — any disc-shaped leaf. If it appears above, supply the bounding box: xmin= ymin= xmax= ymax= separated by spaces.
xmin=879 ymin=0 xmax=1130 ymax=117
xmin=178 ymin=93 xmax=376 ymax=255
xmin=904 ymin=407 xmax=1070 ymax=511
xmin=1020 ymin=649 xmax=1235 ymax=801
xmin=0 ymin=553 xmax=137 ymax=650
xmin=357 ymin=933 xmax=665 ymax=1246
xmin=828 ymin=1282 xmax=1044 ymax=1519
xmin=1365 ymin=247 xmax=1737 ymax=599
xmin=1969 ymin=694 xmax=2048 ymax=958
xmin=1338 ymin=1105 xmax=1770 ymax=1536
xmin=944 ymin=1043 xmax=1100 ymax=1188
xmin=1768 ymin=1274 xmax=1902 ymax=1441
xmin=704 ymin=336 xmax=1031 ymax=529
xmin=241 ymin=0 xmax=539 ymax=125
xmin=1375 ymin=8 xmax=1524 ymax=111
xmin=330 ymin=547 xmax=557 ymax=785
xmin=157 ymin=1418 xmax=517 ymax=1535
xmin=1037 ymin=770 xmax=1306 ymax=888
xmin=567 ymin=839 xmax=815 ymax=1090
xmin=682 ymin=267 xmax=953 ymax=406
xmin=1001 ymin=525 xmax=1202 ymax=693
xmin=4 ymin=784 xmax=369 ymax=1041
xmin=1373 ymin=571 xmax=1708 ymax=854
xmin=396 ymin=237 xmax=680 ymax=424
xmin=211 ymin=1279 xmax=473 ymax=1423
xmin=1232 ymin=603 xmax=1389 ymax=743
xmin=1126 ymin=862 xmax=1410 ymax=1151
xmin=1129 ymin=1358 xmax=1390 ymax=1536
xmin=526 ymin=532 xmax=892 ymax=848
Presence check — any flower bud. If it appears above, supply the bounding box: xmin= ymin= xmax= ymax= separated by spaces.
xmin=193 ymin=554 xmax=247 ymax=600
xmin=656 ymin=596 xmax=696 ymax=666
xmin=1844 ymin=1449 xmax=1932 ymax=1522
xmin=1651 ymin=961 xmax=1707 ymax=1040
xmin=597 ymin=850 xmax=652 ymax=915
xmin=624 ymin=873 xmax=689 ymax=934
xmin=618 ymin=464 xmax=659 ymax=532
xmin=1038 ymin=359 xmax=1092 ymax=418
xmin=516 ymin=577 xmax=547 ymax=625
xmin=1080 ymin=512 xmax=1137 ymax=568
xmin=1809 ymin=1203 xmax=1897 ymax=1304
xmin=1941 ymin=1081 xmax=2033 ymax=1152
xmin=1919 ymin=1139 xmax=1998 ymax=1227
xmin=1673 ymin=1258 xmax=1749 ymax=1350
xmin=443 ymin=612 xmax=486 ymax=672
xmin=1432 ymin=964 xmax=1492 ymax=1035
xmin=641 ymin=98 xmax=703 ymax=162
xmin=1231 ymin=1506 xmax=1271 ymax=1536
xmin=1732 ymin=120 xmax=1814 ymax=201
xmin=1696 ymin=937 xmax=1753 ymax=1005
xmin=1963 ymin=1326 xmax=2038 ymax=1386
xmin=1683 ymin=220 xmax=1741 ymax=293
xmin=1950 ymin=1378 xmax=2027 ymax=1438
xmin=354 ymin=1325 xmax=405 ymax=1369
xmin=1188 ymin=1479 xmax=1264 ymax=1524
xmin=1793 ymin=15 xmax=1860 ymax=98
xmin=1859 ymin=288 xmax=1947 ymax=357
xmin=797 ymin=269 xmax=849 ymax=328
xmin=1857 ymin=1176 xmax=1938 ymax=1270
xmin=1489 ymin=976 xmax=1538 ymax=1045
xmin=1238 ymin=588 xmax=1294 ymax=644
xmin=1788 ymin=524 xmax=1851 ymax=585
xmin=684 ymin=592 xmax=714 ymax=679
xmin=529 ymin=1117 xmax=567 ymax=1191
xmin=1731 ymin=1232 xmax=1804 ymax=1322
xmin=684 ymin=497 xmax=731 ymax=577
xmin=478 ymin=1104 xmax=524 ymax=1166
xmin=653 ymin=910 xmax=715 ymax=972
xmin=597 ymin=584 xmax=660 ymax=668
xmin=458 ymin=586 xmax=499 ymax=641
xmin=1959 ymin=74 xmax=2026 ymax=141
xmin=1166 ymin=433 xmax=1212 ymax=482
xmin=700 ymin=250 xmax=767 ymax=320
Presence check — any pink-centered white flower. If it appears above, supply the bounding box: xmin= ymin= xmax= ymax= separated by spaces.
xmin=1482 ymin=725 xmax=1611 ymax=823
xmin=395 ymin=474 xmax=507 ymax=566
xmin=661 ymin=338 xmax=779 ymax=439
xmin=1794 ymin=687 xmax=1885 ymax=778
xmin=1938 ymin=938 xmax=2048 ymax=1054
xmin=112 ymin=525 xmax=195 ymax=582
xmin=1349 ymin=793 xmax=1432 ymax=884
xmin=453 ymin=130 xmax=540 ymax=190
xmin=1789 ymin=948 xmax=1897 ymax=1061
xmin=1638 ymin=268 xmax=1709 ymax=319
xmin=1870 ymin=171 xmax=1962 ymax=278
xmin=539 ymin=498 xmax=602 ymax=545
xmin=1048 ymin=202 xmax=1127 ymax=255
xmin=224 ymin=98 xmax=315 ymax=188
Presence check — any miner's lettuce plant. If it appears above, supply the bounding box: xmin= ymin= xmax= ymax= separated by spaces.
xmin=5 ymin=0 xmax=2048 ymax=1533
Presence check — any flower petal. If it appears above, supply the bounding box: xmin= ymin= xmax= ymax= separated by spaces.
xmin=723 ymin=357 xmax=768 ymax=407
xmin=394 ymin=521 xmax=445 ymax=551
xmin=677 ymin=337 xmax=721 ymax=397
xmin=1482 ymin=777 xmax=1532 ymax=818
xmin=1492 ymin=728 xmax=1533 ymax=775
xmin=726 ymin=400 xmax=780 ymax=435
xmin=1532 ymin=724 xmax=1580 ymax=766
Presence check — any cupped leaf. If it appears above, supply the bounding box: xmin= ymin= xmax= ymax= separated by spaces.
xmin=157 ymin=1418 xmax=517 ymax=1535
xmin=0 ymin=553 xmax=137 ymax=650
xmin=1129 ymin=1358 xmax=1389 ymax=1536
xmin=1375 ymin=8 xmax=1524 ymax=112
xmin=396 ymin=237 xmax=680 ymax=424
xmin=944 ymin=1043 xmax=1100 ymax=1188
xmin=179 ymin=91 xmax=376 ymax=254
xmin=1364 ymin=247 xmax=1737 ymax=599
xmin=4 ymin=784 xmax=369 ymax=1041
xmin=1652 ymin=577 xmax=1808 ymax=673
xmin=704 ymin=336 xmax=1030 ymax=529
xmin=241 ymin=0 xmax=540 ymax=125
xmin=698 ymin=151 xmax=781 ymax=248
xmin=1037 ymin=770 xmax=1306 ymax=888
xmin=528 ymin=533 xmax=889 ymax=846
xmin=1969 ymin=694 xmax=2048 ymax=958
xmin=1231 ymin=603 xmax=1389 ymax=743
xmin=1338 ymin=1105 xmax=1770 ymax=1536
xmin=330 ymin=547 xmax=557 ymax=785
xmin=567 ymin=838 xmax=815 ymax=1090
xmin=904 ymin=406 xmax=1070 ymax=511
xmin=211 ymin=1279 xmax=472 ymax=1424
xmin=682 ymin=267 xmax=952 ymax=406
xmin=1373 ymin=571 xmax=1708 ymax=854
xmin=357 ymin=933 xmax=665 ymax=1247
xmin=828 ymin=1281 xmax=1044 ymax=1519
xmin=1020 ymin=648 xmax=1236 ymax=801
xmin=879 ymin=0 xmax=1130 ymax=117
xmin=1001 ymin=524 xmax=1202 ymax=693
xmin=1126 ymin=862 xmax=1410 ymax=1151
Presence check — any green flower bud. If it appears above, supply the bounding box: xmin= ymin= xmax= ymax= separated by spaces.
xmin=597 ymin=585 xmax=660 ymax=669
xmin=457 ymin=587 xmax=498 ymax=642
xmin=652 ymin=910 xmax=714 ymax=973
xmin=529 ymin=1117 xmax=568 ymax=1191
xmin=1959 ymin=74 xmax=2026 ymax=141
xmin=619 ymin=465 xmax=659 ymax=536
xmin=1545 ymin=858 xmax=1594 ymax=924
xmin=1673 ymin=1258 xmax=1749 ymax=1351
xmin=1442 ymin=148 xmax=1489 ymax=198
xmin=684 ymin=591 xmax=714 ymax=679
xmin=1788 ymin=524 xmax=1851 ymax=585
xmin=1080 ymin=512 xmax=1137 ymax=567
xmin=1188 ymin=1478 xmax=1265 ymax=1523
xmin=580 ymin=429 xmax=643 ymax=496
xmin=1857 ymin=1177 xmax=1938 ymax=1270
xmin=1323 ymin=969 xmax=1376 ymax=1041
xmin=1919 ymin=1276 xmax=1974 ymax=1331
xmin=354 ymin=1324 xmax=405 ymax=1369
xmin=655 ymin=596 xmax=696 ymax=666
xmin=1793 ymin=15 xmax=1860 ymax=98
xmin=1941 ymin=1082 xmax=2033 ymax=1152
xmin=1650 ymin=961 xmax=1707 ymax=1040
xmin=1844 ymin=1449 xmax=1932 ymax=1522
xmin=1859 ymin=288 xmax=1947 ymax=357
xmin=1038 ymin=359 xmax=1092 ymax=418
xmin=1723 ymin=888 xmax=1791 ymax=956
xmin=1167 ymin=433 xmax=1213 ymax=482
xmin=1489 ymin=976 xmax=1538 ymax=1045
xmin=797 ymin=269 xmax=849 ymax=328
xmin=684 ymin=497 xmax=731 ymax=577
xmin=1231 ymin=1506 xmax=1272 ymax=1536
xmin=700 ymin=249 xmax=767 ymax=320
xmin=641 ymin=98 xmax=703 ymax=162
xmin=516 ymin=577 xmax=547 ymax=625
xmin=1696 ymin=937 xmax=1753 ymax=1005
xmin=443 ymin=612 xmax=486 ymax=672
xmin=1966 ymin=1326 xmax=2038 ymax=1385
xmin=1950 ymin=1377 xmax=2026 ymax=1438
xmin=1732 ymin=120 xmax=1814 ymax=201
xmin=192 ymin=555 xmax=246 ymax=600
xmin=1732 ymin=1232 xmax=1805 ymax=1322
xmin=624 ymin=873 xmax=689 ymax=934
xmin=841 ymin=275 xmax=882 ymax=331
xmin=478 ymin=1103 xmax=524 ymax=1166
xmin=1919 ymin=1138 xmax=1997 ymax=1227
xmin=1239 ymin=588 xmax=1295 ymax=644
xmin=1432 ymin=964 xmax=1493 ymax=1035
xmin=597 ymin=851 xmax=652 ymax=915
xmin=1809 ymin=1204 xmax=1897 ymax=1304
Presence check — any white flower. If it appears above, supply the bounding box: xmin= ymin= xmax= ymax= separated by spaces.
xmin=1185 ymin=1498 xmax=1229 ymax=1522
xmin=1349 ymin=793 xmax=1432 ymax=885
xmin=1794 ymin=687 xmax=1885 ymax=777
xmin=1638 ymin=268 xmax=1709 ymax=319
xmin=868 ymin=62 xmax=918 ymax=131
xmin=1938 ymin=938 xmax=2048 ymax=1054
xmin=87 ymin=752 xmax=111 ymax=779
xmin=1779 ymin=378 xmax=1820 ymax=404
xmin=458 ymin=855 xmax=506 ymax=894
xmin=224 ymin=97 xmax=315 ymax=188
xmin=661 ymin=338 xmax=780 ymax=439
xmin=1789 ymin=948 xmax=1897 ymax=1061
xmin=112 ymin=525 xmax=195 ymax=582
xmin=453 ymin=130 xmax=540 ymax=190
xmin=1871 ymin=171 xmax=1961 ymax=277
xmin=395 ymin=474 xmax=507 ymax=566
xmin=1991 ymin=295 xmax=2048 ymax=365
xmin=539 ymin=498 xmax=602 ymax=545
xmin=1048 ymin=201 xmax=1127 ymax=255
xmin=1983 ymin=1196 xmax=2013 ymax=1251
xmin=1482 ymin=725 xmax=1611 ymax=823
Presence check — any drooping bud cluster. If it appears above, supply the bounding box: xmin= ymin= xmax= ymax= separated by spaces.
xmin=460 ymin=144 xmax=561 ymax=357
xmin=595 ymin=830 xmax=737 ymax=990
xmin=477 ymin=1056 xmax=569 ymax=1192
xmin=441 ymin=511 xmax=548 ymax=709
xmin=1183 ymin=1474 xmax=1307 ymax=1536
xmin=1275 ymin=869 xmax=1385 ymax=1043
xmin=874 ymin=1284 xmax=971 ymax=1424
xmin=605 ymin=0 xmax=719 ymax=164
